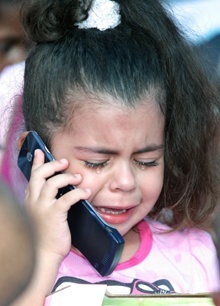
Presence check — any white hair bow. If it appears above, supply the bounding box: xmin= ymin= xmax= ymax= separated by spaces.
xmin=76 ymin=0 xmax=121 ymax=31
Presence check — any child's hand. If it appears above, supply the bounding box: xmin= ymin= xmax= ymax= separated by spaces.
xmin=24 ymin=149 xmax=91 ymax=260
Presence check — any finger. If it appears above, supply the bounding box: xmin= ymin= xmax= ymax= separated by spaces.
xmin=28 ymin=156 xmax=69 ymax=200
xmin=31 ymin=149 xmax=69 ymax=176
xmin=39 ymin=173 xmax=83 ymax=202
xmin=31 ymin=149 xmax=46 ymax=171
xmin=54 ymin=187 xmax=92 ymax=213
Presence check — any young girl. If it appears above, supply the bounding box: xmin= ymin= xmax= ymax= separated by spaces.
xmin=13 ymin=0 xmax=220 ymax=304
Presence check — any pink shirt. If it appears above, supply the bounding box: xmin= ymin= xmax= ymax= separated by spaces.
xmin=52 ymin=218 xmax=220 ymax=295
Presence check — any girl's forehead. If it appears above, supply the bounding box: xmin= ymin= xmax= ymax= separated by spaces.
xmin=63 ymin=94 xmax=165 ymax=138
xmin=52 ymin=93 xmax=165 ymax=154
xmin=68 ymin=91 xmax=163 ymax=118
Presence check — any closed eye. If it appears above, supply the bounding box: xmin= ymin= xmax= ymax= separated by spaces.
xmin=134 ymin=159 xmax=159 ymax=168
xmin=84 ymin=160 xmax=110 ymax=169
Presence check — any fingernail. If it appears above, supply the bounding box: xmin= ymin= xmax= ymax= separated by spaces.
xmin=34 ymin=149 xmax=40 ymax=155
xmin=59 ymin=158 xmax=67 ymax=163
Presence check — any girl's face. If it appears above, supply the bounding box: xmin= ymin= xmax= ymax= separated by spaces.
xmin=51 ymin=96 xmax=165 ymax=236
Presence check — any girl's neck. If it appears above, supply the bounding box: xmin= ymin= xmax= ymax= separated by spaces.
xmin=120 ymin=228 xmax=140 ymax=263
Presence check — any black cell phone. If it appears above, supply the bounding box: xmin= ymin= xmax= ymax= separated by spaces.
xmin=17 ymin=131 xmax=124 ymax=276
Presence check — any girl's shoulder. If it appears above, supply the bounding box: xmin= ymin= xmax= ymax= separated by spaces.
xmin=145 ymin=217 xmax=216 ymax=255
xmin=144 ymin=218 xmax=220 ymax=293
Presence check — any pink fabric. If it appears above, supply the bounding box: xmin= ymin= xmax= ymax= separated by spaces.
xmin=0 ymin=61 xmax=26 ymax=202
xmin=51 ymin=218 xmax=220 ymax=297
xmin=0 ymin=95 xmax=27 ymax=203
xmin=1 ymin=96 xmax=23 ymax=184
xmin=0 ymin=61 xmax=24 ymax=153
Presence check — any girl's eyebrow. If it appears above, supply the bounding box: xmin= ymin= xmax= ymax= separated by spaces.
xmin=74 ymin=144 xmax=164 ymax=154
xmin=134 ymin=144 xmax=164 ymax=154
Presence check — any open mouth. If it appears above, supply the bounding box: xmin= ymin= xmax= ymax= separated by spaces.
xmin=98 ymin=207 xmax=127 ymax=215
xmin=96 ymin=206 xmax=135 ymax=224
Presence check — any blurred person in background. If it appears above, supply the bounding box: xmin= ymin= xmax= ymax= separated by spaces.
xmin=0 ymin=0 xmax=30 ymax=72
xmin=0 ymin=0 xmax=29 ymax=167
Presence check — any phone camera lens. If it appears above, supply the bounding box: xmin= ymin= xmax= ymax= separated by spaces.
xmin=26 ymin=152 xmax=33 ymax=162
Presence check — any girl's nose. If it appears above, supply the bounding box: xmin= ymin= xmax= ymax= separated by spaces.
xmin=110 ymin=162 xmax=136 ymax=192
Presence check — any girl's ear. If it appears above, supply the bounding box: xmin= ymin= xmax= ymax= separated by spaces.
xmin=17 ymin=132 xmax=29 ymax=150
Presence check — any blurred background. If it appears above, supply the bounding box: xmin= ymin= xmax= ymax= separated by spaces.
xmin=0 ymin=0 xmax=31 ymax=73
xmin=0 ymin=0 xmax=219 ymax=76
xmin=163 ymin=0 xmax=220 ymax=78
